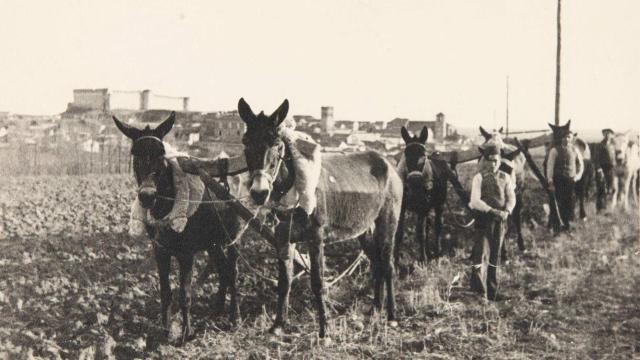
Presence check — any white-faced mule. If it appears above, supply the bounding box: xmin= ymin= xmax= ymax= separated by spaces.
xmin=237 ymin=98 xmax=403 ymax=338
xmin=113 ymin=113 xmax=243 ymax=344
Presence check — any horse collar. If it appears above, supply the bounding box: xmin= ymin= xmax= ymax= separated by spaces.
xmin=271 ymin=142 xmax=296 ymax=203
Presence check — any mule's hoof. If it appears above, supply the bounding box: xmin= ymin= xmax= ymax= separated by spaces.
xmin=229 ymin=314 xmax=242 ymax=328
xmin=269 ymin=325 xmax=285 ymax=336
xmin=320 ymin=337 xmax=333 ymax=346
xmin=366 ymin=306 xmax=381 ymax=317
xmin=178 ymin=329 xmax=194 ymax=346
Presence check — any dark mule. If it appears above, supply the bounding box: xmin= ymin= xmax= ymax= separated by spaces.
xmin=238 ymin=98 xmax=402 ymax=338
xmin=573 ymin=136 xmax=594 ymax=219
xmin=589 ymin=139 xmax=616 ymax=212
xmin=395 ymin=126 xmax=448 ymax=263
xmin=479 ymin=127 xmax=526 ymax=258
xmin=113 ymin=114 xmax=242 ymax=343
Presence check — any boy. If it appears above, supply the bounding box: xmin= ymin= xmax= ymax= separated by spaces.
xmin=469 ymin=144 xmax=516 ymax=301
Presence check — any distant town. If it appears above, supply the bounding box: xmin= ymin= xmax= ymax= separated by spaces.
xmin=0 ymin=88 xmax=472 ymax=161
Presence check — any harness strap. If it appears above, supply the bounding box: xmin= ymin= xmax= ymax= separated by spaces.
xmin=271 ymin=144 xmax=296 ymax=203
xmin=217 ymin=157 xmax=231 ymax=193
xmin=135 ymin=135 xmax=164 ymax=144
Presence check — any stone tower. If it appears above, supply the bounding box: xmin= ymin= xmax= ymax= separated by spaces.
xmin=321 ymin=106 xmax=334 ymax=134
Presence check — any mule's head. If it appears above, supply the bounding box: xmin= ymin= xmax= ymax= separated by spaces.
xmin=238 ymin=98 xmax=289 ymax=206
xmin=113 ymin=113 xmax=175 ymax=209
xmin=400 ymin=126 xmax=429 ymax=191
xmin=612 ymin=132 xmax=630 ymax=166
xmin=479 ymin=126 xmax=505 ymax=147
xmin=548 ymin=120 xmax=572 ymax=146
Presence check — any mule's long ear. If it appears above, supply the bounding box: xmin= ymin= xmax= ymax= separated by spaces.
xmin=153 ymin=112 xmax=175 ymax=139
xmin=418 ymin=126 xmax=429 ymax=143
xmin=113 ymin=116 xmax=142 ymax=140
xmin=270 ymin=99 xmax=289 ymax=127
xmin=498 ymin=126 xmax=504 ymax=134
xmin=400 ymin=126 xmax=412 ymax=143
xmin=238 ymin=98 xmax=256 ymax=124
xmin=479 ymin=126 xmax=491 ymax=140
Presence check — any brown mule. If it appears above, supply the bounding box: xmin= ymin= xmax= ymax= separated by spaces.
xmin=237 ymin=98 xmax=403 ymax=338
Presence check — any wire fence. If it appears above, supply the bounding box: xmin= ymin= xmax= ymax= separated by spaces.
xmin=0 ymin=140 xmax=132 ymax=176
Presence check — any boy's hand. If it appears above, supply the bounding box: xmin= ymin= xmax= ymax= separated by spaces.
xmin=490 ymin=209 xmax=509 ymax=221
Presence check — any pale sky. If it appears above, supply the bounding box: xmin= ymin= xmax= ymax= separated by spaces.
xmin=0 ymin=0 xmax=638 ymax=132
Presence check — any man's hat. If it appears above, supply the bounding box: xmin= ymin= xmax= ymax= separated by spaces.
xmin=602 ymin=128 xmax=614 ymax=136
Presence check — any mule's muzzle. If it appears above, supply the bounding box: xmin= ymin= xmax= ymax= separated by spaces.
xmin=250 ymin=189 xmax=269 ymax=205
xmin=407 ymin=171 xmax=424 ymax=190
xmin=138 ymin=189 xmax=156 ymax=208
xmin=615 ymin=151 xmax=625 ymax=166
xmin=249 ymin=170 xmax=272 ymax=206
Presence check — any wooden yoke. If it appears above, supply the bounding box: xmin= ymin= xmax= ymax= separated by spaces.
xmin=177 ymin=155 xmax=310 ymax=272
xmin=177 ymin=155 xmax=248 ymax=177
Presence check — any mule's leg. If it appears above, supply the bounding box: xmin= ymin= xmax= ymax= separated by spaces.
xmin=636 ymin=170 xmax=640 ymax=200
xmin=177 ymin=254 xmax=195 ymax=343
xmin=631 ymin=171 xmax=640 ymax=205
xmin=416 ymin=213 xmax=427 ymax=263
xmin=155 ymin=247 xmax=172 ymax=337
xmin=359 ymin=233 xmax=382 ymax=314
xmin=433 ymin=203 xmax=444 ymax=258
xmin=210 ymin=247 xmax=228 ymax=316
xmin=371 ymin=241 xmax=384 ymax=312
xmin=500 ymin=233 xmax=509 ymax=263
xmin=271 ymin=243 xmax=294 ymax=333
xmin=596 ymin=169 xmax=606 ymax=212
xmin=308 ymin=228 xmax=328 ymax=338
xmin=622 ymin=175 xmax=631 ymax=211
xmin=393 ymin=203 xmax=406 ymax=266
xmin=610 ymin=176 xmax=619 ymax=209
xmin=513 ymin=192 xmax=525 ymax=251
xmin=225 ymin=245 xmax=241 ymax=326
xmin=382 ymin=244 xmax=396 ymax=321
xmin=376 ymin=218 xmax=397 ymax=322
xmin=576 ymin=178 xmax=587 ymax=220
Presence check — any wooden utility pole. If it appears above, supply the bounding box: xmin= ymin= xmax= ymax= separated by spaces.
xmin=505 ymin=76 xmax=510 ymax=136
xmin=554 ymin=0 xmax=562 ymax=125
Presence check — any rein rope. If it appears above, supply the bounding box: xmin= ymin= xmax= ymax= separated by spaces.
xmin=215 ymin=141 xmax=363 ymax=288
xmin=154 ymin=194 xmax=251 ymax=204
